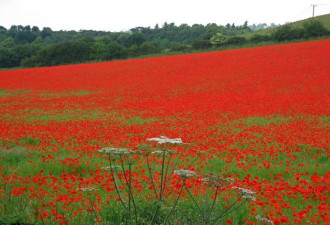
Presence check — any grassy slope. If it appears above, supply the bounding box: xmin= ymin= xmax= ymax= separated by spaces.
xmin=241 ymin=13 xmax=330 ymax=38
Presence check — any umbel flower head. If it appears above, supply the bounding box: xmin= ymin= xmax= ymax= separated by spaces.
xmin=232 ymin=186 xmax=256 ymax=201
xmin=76 ymin=186 xmax=98 ymax=192
xmin=98 ymin=147 xmax=133 ymax=155
xmin=200 ymin=174 xmax=235 ymax=188
xmin=147 ymin=136 xmax=183 ymax=144
xmin=151 ymin=149 xmax=177 ymax=155
xmin=256 ymin=215 xmax=274 ymax=225
xmin=174 ymin=169 xmax=195 ymax=179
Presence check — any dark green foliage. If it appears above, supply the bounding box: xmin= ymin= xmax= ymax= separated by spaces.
xmin=126 ymin=32 xmax=146 ymax=47
xmin=139 ymin=42 xmax=161 ymax=55
xmin=250 ymin=34 xmax=271 ymax=43
xmin=170 ymin=42 xmax=188 ymax=51
xmin=227 ymin=36 xmax=247 ymax=45
xmin=0 ymin=44 xmax=36 ymax=68
xmin=192 ymin=39 xmax=212 ymax=49
xmin=40 ymin=27 xmax=52 ymax=39
xmin=106 ymin=42 xmax=128 ymax=60
xmin=0 ymin=47 xmax=17 ymax=67
xmin=302 ymin=20 xmax=328 ymax=38
xmin=271 ymin=20 xmax=328 ymax=42
xmin=1 ymin=19 xmax=328 ymax=68
xmin=272 ymin=26 xmax=299 ymax=41
xmin=22 ymin=40 xmax=93 ymax=67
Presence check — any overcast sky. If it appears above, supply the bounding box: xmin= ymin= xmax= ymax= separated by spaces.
xmin=0 ymin=0 xmax=329 ymax=31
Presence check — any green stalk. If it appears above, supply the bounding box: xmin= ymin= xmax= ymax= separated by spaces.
xmin=159 ymin=148 xmax=166 ymax=200
xmin=184 ymin=182 xmax=203 ymax=215
xmin=203 ymin=188 xmax=209 ymax=223
xmin=146 ymin=155 xmax=158 ymax=198
xmin=128 ymin=163 xmax=139 ymax=225
xmin=162 ymin=155 xmax=172 ymax=197
xmin=212 ymin=197 xmax=246 ymax=224
xmin=109 ymin=154 xmax=127 ymax=211
xmin=207 ymin=187 xmax=219 ymax=223
xmin=164 ymin=180 xmax=184 ymax=224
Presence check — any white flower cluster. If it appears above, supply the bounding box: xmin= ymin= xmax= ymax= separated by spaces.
xmin=147 ymin=136 xmax=183 ymax=144
xmin=151 ymin=149 xmax=177 ymax=155
xmin=98 ymin=147 xmax=132 ymax=155
xmin=232 ymin=186 xmax=256 ymax=201
xmin=174 ymin=169 xmax=195 ymax=179
xmin=256 ymin=215 xmax=274 ymax=225
xmin=76 ymin=186 xmax=98 ymax=192
xmin=200 ymin=177 xmax=221 ymax=188
xmin=225 ymin=178 xmax=235 ymax=184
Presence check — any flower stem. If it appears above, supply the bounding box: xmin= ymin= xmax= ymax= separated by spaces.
xmin=109 ymin=154 xmax=127 ymax=211
xmin=164 ymin=181 xmax=184 ymax=224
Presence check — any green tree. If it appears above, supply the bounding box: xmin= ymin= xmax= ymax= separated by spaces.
xmin=0 ymin=37 xmax=15 ymax=48
xmin=127 ymin=32 xmax=146 ymax=47
xmin=192 ymin=39 xmax=212 ymax=49
xmin=204 ymin=24 xmax=222 ymax=40
xmin=106 ymin=42 xmax=128 ymax=59
xmin=128 ymin=44 xmax=139 ymax=57
xmin=41 ymin=27 xmax=52 ymax=39
xmin=303 ymin=20 xmax=328 ymax=38
xmin=210 ymin=33 xmax=228 ymax=46
xmin=139 ymin=42 xmax=160 ymax=55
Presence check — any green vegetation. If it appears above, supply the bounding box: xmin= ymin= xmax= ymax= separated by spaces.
xmin=242 ymin=116 xmax=290 ymax=127
xmin=0 ymin=14 xmax=329 ymax=69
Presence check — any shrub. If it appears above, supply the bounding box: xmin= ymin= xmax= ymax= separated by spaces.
xmin=192 ymin=39 xmax=212 ymax=49
xmin=303 ymin=20 xmax=328 ymax=38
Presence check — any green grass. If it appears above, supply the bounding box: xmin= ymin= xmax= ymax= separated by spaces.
xmin=242 ymin=115 xmax=291 ymax=127
xmin=0 ymin=89 xmax=30 ymax=96
xmin=124 ymin=116 xmax=158 ymax=125
xmin=240 ymin=13 xmax=330 ymax=38
xmin=319 ymin=115 xmax=330 ymax=124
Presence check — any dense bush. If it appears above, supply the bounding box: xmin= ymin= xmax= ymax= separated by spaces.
xmin=22 ymin=41 xmax=93 ymax=67
xmin=272 ymin=20 xmax=328 ymax=42
xmin=302 ymin=20 xmax=328 ymax=38
xmin=227 ymin=36 xmax=247 ymax=45
xmin=249 ymin=34 xmax=271 ymax=43
xmin=192 ymin=39 xmax=212 ymax=49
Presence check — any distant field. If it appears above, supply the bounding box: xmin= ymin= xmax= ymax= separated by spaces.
xmin=0 ymin=40 xmax=329 ymax=224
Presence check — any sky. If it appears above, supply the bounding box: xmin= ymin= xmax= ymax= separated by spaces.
xmin=0 ymin=0 xmax=329 ymax=32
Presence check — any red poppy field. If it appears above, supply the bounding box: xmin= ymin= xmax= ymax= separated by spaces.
xmin=0 ymin=39 xmax=329 ymax=224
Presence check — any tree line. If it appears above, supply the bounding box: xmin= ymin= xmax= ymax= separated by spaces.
xmin=0 ymin=20 xmax=328 ymax=68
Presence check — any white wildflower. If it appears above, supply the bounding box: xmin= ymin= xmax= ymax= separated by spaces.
xmin=76 ymin=186 xmax=98 ymax=192
xmin=174 ymin=169 xmax=195 ymax=179
xmin=225 ymin=178 xmax=235 ymax=184
xmin=200 ymin=177 xmax=221 ymax=188
xmin=147 ymin=136 xmax=183 ymax=144
xmin=256 ymin=215 xmax=274 ymax=225
xmin=232 ymin=186 xmax=256 ymax=201
xmin=151 ymin=149 xmax=176 ymax=155
xmin=98 ymin=147 xmax=132 ymax=155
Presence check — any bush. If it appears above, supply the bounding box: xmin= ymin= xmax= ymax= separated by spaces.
xmin=21 ymin=40 xmax=93 ymax=67
xmin=170 ymin=42 xmax=188 ymax=51
xmin=192 ymin=39 xmax=212 ymax=49
xmin=210 ymin=33 xmax=228 ymax=47
xmin=250 ymin=34 xmax=271 ymax=43
xmin=272 ymin=26 xmax=297 ymax=41
xmin=227 ymin=36 xmax=247 ymax=45
xmin=139 ymin=42 xmax=161 ymax=55
xmin=303 ymin=20 xmax=328 ymax=38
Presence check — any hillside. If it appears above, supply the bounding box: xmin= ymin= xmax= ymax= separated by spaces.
xmin=241 ymin=13 xmax=330 ymax=38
